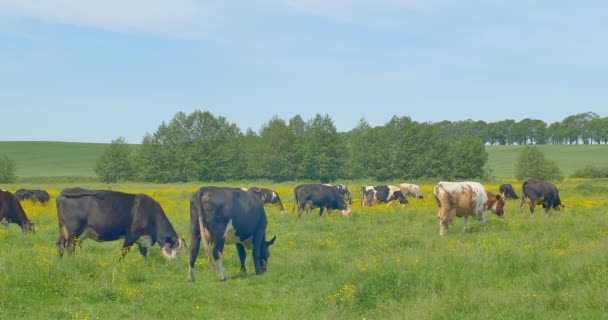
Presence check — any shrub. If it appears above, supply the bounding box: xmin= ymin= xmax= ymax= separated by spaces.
xmin=0 ymin=154 xmax=17 ymax=183
xmin=571 ymin=163 xmax=608 ymax=178
xmin=514 ymin=145 xmax=563 ymax=181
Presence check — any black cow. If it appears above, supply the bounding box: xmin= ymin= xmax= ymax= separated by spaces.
xmin=188 ymin=187 xmax=276 ymax=282
xmin=323 ymin=184 xmax=352 ymax=205
xmin=15 ymin=189 xmax=51 ymax=204
xmin=55 ymin=188 xmax=186 ymax=259
xmin=0 ymin=190 xmax=35 ymax=232
xmin=499 ymin=184 xmax=519 ymax=200
xmin=520 ymin=179 xmax=563 ymax=214
xmin=361 ymin=185 xmax=407 ymax=206
xmin=248 ymin=187 xmax=286 ymax=212
xmin=293 ymin=184 xmax=352 ymax=217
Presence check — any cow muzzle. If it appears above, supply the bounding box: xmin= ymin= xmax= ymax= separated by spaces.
xmin=161 ymin=238 xmax=187 ymax=260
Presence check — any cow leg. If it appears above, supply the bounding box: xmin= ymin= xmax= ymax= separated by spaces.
xmin=188 ymin=217 xmax=202 ymax=282
xmin=319 ymin=207 xmax=325 ymax=216
xmin=528 ymin=197 xmax=536 ymax=214
xmin=236 ymin=243 xmax=247 ymax=273
xmin=461 ymin=216 xmax=468 ymax=233
xmin=212 ymin=240 xmax=227 ymax=281
xmin=56 ymin=235 xmax=67 ymax=258
xmin=251 ymin=232 xmax=265 ymax=275
xmin=519 ymin=196 xmax=526 ymax=213
xmin=119 ymin=234 xmax=140 ymax=260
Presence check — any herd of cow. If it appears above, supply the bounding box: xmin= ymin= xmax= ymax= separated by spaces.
xmin=0 ymin=179 xmax=563 ymax=281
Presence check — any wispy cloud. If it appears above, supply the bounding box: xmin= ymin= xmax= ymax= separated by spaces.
xmin=0 ymin=0 xmax=214 ymax=36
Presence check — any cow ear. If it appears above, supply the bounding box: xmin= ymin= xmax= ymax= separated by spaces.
xmin=495 ymin=194 xmax=501 ymax=200
xmin=266 ymin=236 xmax=276 ymax=247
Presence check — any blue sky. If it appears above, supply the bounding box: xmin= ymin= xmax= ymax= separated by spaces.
xmin=1 ymin=1 xmax=606 ymax=143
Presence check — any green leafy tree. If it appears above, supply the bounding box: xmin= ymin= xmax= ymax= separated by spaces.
xmin=259 ymin=116 xmax=298 ymax=182
xmin=515 ymin=145 xmax=563 ymax=181
xmin=300 ymin=114 xmax=346 ymax=182
xmin=449 ymin=134 xmax=488 ymax=179
xmin=94 ymin=137 xmax=134 ymax=183
xmin=0 ymin=155 xmax=17 ymax=183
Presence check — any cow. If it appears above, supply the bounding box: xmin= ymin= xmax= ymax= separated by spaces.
xmin=499 ymin=184 xmax=519 ymax=200
xmin=433 ymin=181 xmax=505 ymax=236
xmin=293 ymin=184 xmax=352 ymax=217
xmin=0 ymin=190 xmax=35 ymax=233
xmin=188 ymin=187 xmax=276 ymax=282
xmin=247 ymin=187 xmax=286 ymax=212
xmin=520 ymin=179 xmax=563 ymax=214
xmin=323 ymin=184 xmax=352 ymax=205
xmin=15 ymin=189 xmax=51 ymax=204
xmin=361 ymin=185 xmax=407 ymax=207
xmin=55 ymin=188 xmax=186 ymax=260
xmin=398 ymin=183 xmax=424 ymax=200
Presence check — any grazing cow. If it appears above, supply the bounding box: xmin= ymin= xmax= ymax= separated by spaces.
xmin=398 ymin=183 xmax=424 ymax=200
xmin=294 ymin=184 xmax=352 ymax=217
xmin=0 ymin=190 xmax=35 ymax=233
xmin=188 ymin=187 xmax=276 ymax=282
xmin=248 ymin=187 xmax=286 ymax=212
xmin=361 ymin=185 xmax=407 ymax=206
xmin=55 ymin=188 xmax=186 ymax=259
xmin=499 ymin=184 xmax=519 ymax=200
xmin=433 ymin=181 xmax=505 ymax=236
xmin=323 ymin=184 xmax=352 ymax=205
xmin=520 ymin=179 xmax=563 ymax=214
xmin=15 ymin=189 xmax=51 ymax=204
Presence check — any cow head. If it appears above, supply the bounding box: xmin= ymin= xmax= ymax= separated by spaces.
xmin=261 ymin=235 xmax=277 ymax=271
xmin=342 ymin=205 xmax=353 ymax=216
xmin=488 ymin=193 xmax=505 ymax=217
xmin=161 ymin=237 xmax=187 ymax=260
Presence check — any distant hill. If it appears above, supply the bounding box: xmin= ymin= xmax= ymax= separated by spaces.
xmin=1 ymin=141 xmax=607 ymax=179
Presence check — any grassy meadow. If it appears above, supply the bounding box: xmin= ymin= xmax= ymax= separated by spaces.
xmin=1 ymin=180 xmax=608 ymax=319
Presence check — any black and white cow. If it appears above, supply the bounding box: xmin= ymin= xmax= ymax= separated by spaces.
xmin=520 ymin=179 xmax=563 ymax=214
xmin=55 ymin=188 xmax=186 ymax=259
xmin=188 ymin=187 xmax=276 ymax=282
xmin=293 ymin=184 xmax=352 ymax=217
xmin=15 ymin=189 xmax=51 ymax=204
xmin=499 ymin=184 xmax=519 ymax=200
xmin=323 ymin=184 xmax=352 ymax=205
xmin=361 ymin=185 xmax=407 ymax=206
xmin=0 ymin=190 xmax=35 ymax=233
xmin=247 ymin=187 xmax=286 ymax=212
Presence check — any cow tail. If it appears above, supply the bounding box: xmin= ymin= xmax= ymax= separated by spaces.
xmin=291 ymin=190 xmax=298 ymax=213
xmin=193 ymin=189 xmax=216 ymax=270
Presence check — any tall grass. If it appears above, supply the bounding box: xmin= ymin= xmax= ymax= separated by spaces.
xmin=1 ymin=180 xmax=607 ymax=319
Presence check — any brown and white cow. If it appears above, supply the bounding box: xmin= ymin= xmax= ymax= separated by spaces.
xmin=433 ymin=181 xmax=504 ymax=236
xmin=0 ymin=190 xmax=35 ymax=233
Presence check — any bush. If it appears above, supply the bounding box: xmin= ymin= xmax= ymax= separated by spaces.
xmin=94 ymin=137 xmax=135 ymax=183
xmin=514 ymin=145 xmax=563 ymax=181
xmin=571 ymin=163 xmax=608 ymax=178
xmin=0 ymin=155 xmax=17 ymax=183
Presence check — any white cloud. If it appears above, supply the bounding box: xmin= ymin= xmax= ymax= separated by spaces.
xmin=0 ymin=0 xmax=214 ymax=36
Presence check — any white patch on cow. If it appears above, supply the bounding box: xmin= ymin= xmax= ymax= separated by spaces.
xmin=223 ymin=220 xmax=252 ymax=249
xmin=136 ymin=235 xmax=153 ymax=247
xmin=162 ymin=238 xmax=186 ymax=260
xmin=271 ymin=192 xmax=278 ymax=202
xmin=399 ymin=183 xmax=423 ymax=199
xmin=79 ymin=227 xmax=100 ymax=241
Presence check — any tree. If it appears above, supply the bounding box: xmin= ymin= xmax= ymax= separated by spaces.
xmin=300 ymin=114 xmax=346 ymax=182
xmin=514 ymin=145 xmax=563 ymax=181
xmin=0 ymin=155 xmax=17 ymax=183
xmin=449 ymin=134 xmax=488 ymax=179
xmin=94 ymin=137 xmax=134 ymax=183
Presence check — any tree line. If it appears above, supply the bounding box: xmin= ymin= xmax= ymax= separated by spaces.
xmin=95 ymin=110 xmax=490 ymax=183
xmin=94 ymin=110 xmax=606 ymax=183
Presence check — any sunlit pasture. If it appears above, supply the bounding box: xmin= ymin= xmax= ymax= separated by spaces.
xmin=1 ymin=180 xmax=607 ymax=319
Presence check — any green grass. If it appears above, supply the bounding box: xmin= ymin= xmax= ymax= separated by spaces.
xmin=1 ymin=180 xmax=607 ymax=319
xmin=0 ymin=141 xmax=108 ymax=178
xmin=486 ymin=144 xmax=608 ymax=178
xmin=1 ymin=141 xmax=608 ymax=180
